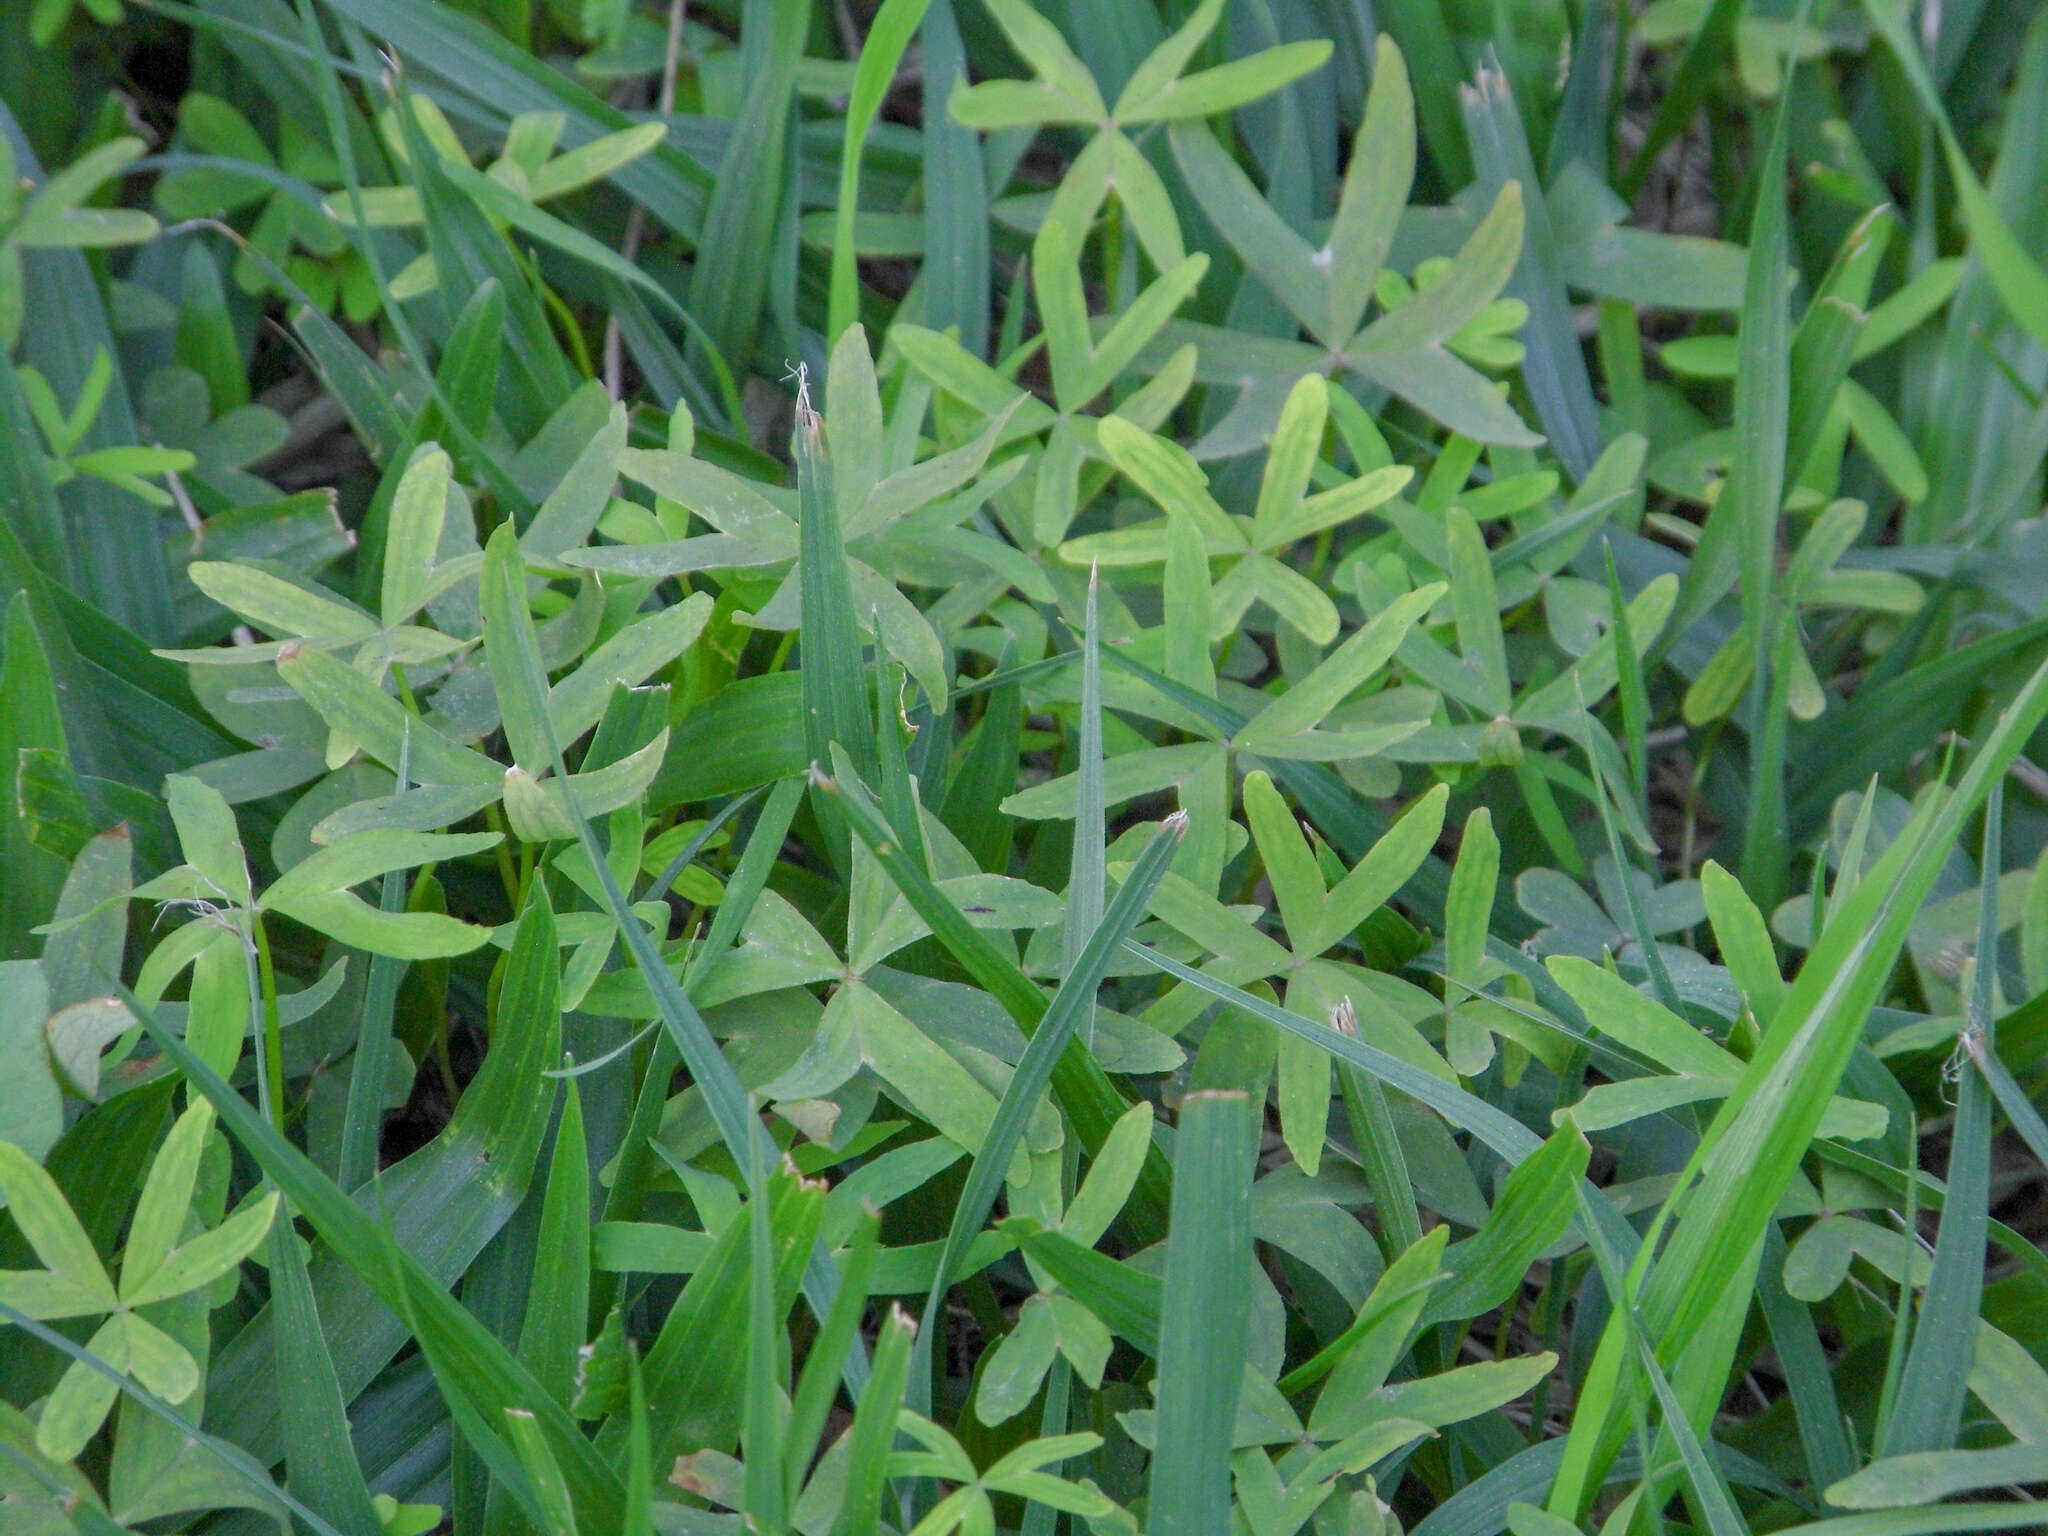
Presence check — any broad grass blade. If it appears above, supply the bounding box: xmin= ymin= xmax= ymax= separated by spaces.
xmin=1147 ymin=1029 xmax=1263 ymax=1536
xmin=267 ymin=1214 xmax=384 ymax=1536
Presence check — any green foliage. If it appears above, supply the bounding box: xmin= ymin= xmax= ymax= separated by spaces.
xmin=3 ymin=3 xmax=2048 ymax=1535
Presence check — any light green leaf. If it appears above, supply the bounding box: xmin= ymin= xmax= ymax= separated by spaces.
xmin=1352 ymin=183 xmax=1524 ymax=354
xmin=0 ymin=1141 xmax=114 ymax=1308
xmin=381 ymin=448 xmax=452 ymax=627
xmin=118 ymin=1100 xmax=215 ymax=1300
xmin=501 ymin=732 xmax=669 ymax=843
xmin=264 ymin=891 xmax=493 ymax=959
xmin=0 ymin=960 xmax=60 ymax=1161
xmin=1239 ymin=584 xmax=1444 ymax=748
xmin=123 ymin=1191 xmax=279 ymax=1309
xmin=548 ymin=595 xmax=712 ymax=744
xmin=188 ymin=562 xmax=378 ymax=643
xmin=1122 ymin=41 xmax=1333 ymax=124
xmin=262 ymin=830 xmax=501 ymax=907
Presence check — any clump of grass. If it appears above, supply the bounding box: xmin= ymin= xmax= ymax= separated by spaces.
xmin=2 ymin=2 xmax=2048 ymax=1534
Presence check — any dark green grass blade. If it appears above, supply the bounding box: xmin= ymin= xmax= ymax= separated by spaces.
xmin=830 ymin=0 xmax=937 ymax=341
xmin=1880 ymin=785 xmax=2000 ymax=1455
xmin=1066 ymin=569 xmax=1107 ymax=994
xmin=624 ymin=1346 xmax=654 ymax=1536
xmin=874 ymin=660 xmax=932 ymax=877
xmin=1373 ymin=0 xmax=1470 ymax=187
xmin=1605 ymin=545 xmax=1651 ymax=812
xmin=832 ymin=1306 xmax=916 ymax=1536
xmin=786 ymin=1212 xmax=880 ymax=1508
xmin=687 ymin=0 xmax=806 ymax=370
xmin=0 ymin=344 xmax=68 ymax=586
xmin=920 ymin=0 xmax=991 ymax=353
xmin=1971 ymin=1037 xmax=2048 ymax=1170
xmin=1462 ymin=61 xmax=1603 ymax=481
xmin=1333 ymin=1009 xmax=1424 ymax=1265
xmin=1547 ymin=0 xmax=1616 ymax=181
xmin=268 ymin=1213 xmax=385 ymax=1536
xmin=941 ymin=667 xmax=1021 ymax=873
xmin=1622 ymin=0 xmax=1740 ymax=202
xmin=518 ymin=1073 xmax=591 ymax=1410
xmin=0 ymin=596 xmax=70 ymax=958
xmin=797 ymin=371 xmax=876 ymax=786
xmin=1667 ymin=48 xmax=1793 ymax=647
xmin=743 ymin=1113 xmax=788 ymax=1536
xmin=337 ymin=729 xmax=413 ymax=1194
xmin=645 ymin=787 xmax=764 ymax=903
xmin=1756 ymin=1224 xmax=1855 ymax=1497
xmin=1631 ymin=1309 xmax=1754 ymax=1536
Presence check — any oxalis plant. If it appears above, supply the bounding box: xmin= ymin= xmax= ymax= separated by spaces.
xmin=5 ymin=1 xmax=2048 ymax=1535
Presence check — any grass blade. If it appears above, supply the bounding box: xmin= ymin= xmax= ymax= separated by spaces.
xmin=799 ymin=342 xmax=876 ymax=786
xmin=1333 ymin=1000 xmax=1424 ymax=1265
xmin=518 ymin=1073 xmax=591 ymax=1410
xmin=267 ymin=1213 xmax=384 ymax=1536
xmin=829 ymin=0 xmax=937 ymax=342
xmin=1756 ymin=1224 xmax=1855 ymax=1497
xmin=743 ymin=1112 xmax=789 ymax=1536
xmin=687 ymin=0 xmax=806 ymax=370
xmin=1667 ymin=37 xmax=1795 ymax=646
xmin=1880 ymin=784 xmax=2000 ymax=1455
xmin=832 ymin=1305 xmax=916 ymax=1536
xmin=1146 ymin=1026 xmax=1264 ymax=1536
xmin=1067 ymin=568 xmax=1107 ymax=1011
xmin=337 ymin=734 xmax=412 ymax=1193
xmin=919 ymin=0 xmax=991 ymax=353
xmin=786 ymin=1212 xmax=881 ymax=1508
xmin=1461 ymin=59 xmax=1604 ymax=481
